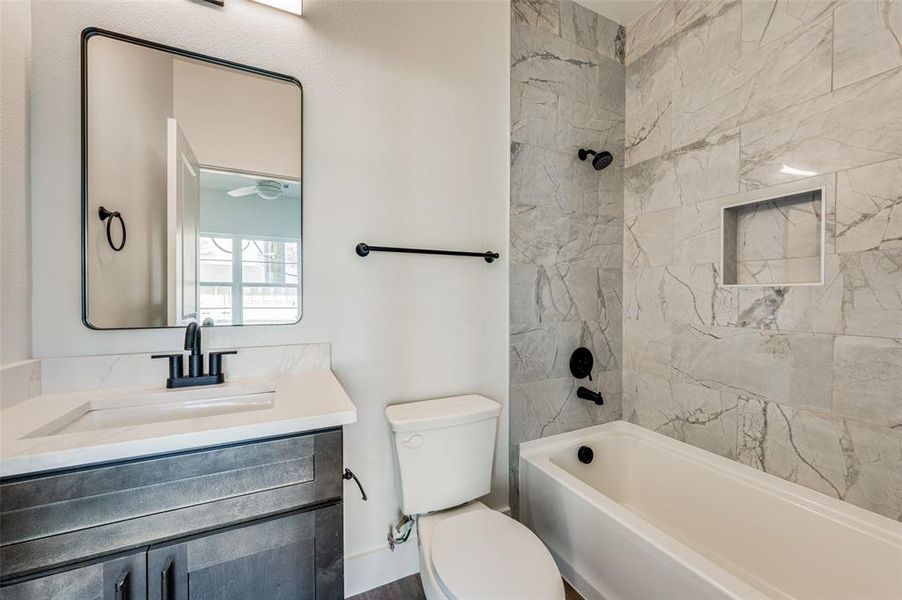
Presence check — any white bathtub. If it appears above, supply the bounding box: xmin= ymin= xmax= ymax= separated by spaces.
xmin=519 ymin=421 xmax=902 ymax=600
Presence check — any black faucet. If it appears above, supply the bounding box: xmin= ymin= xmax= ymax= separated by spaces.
xmin=152 ymin=323 xmax=237 ymax=388
xmin=577 ymin=386 xmax=604 ymax=405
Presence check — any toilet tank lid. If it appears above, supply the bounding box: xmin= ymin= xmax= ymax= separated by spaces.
xmin=386 ymin=395 xmax=500 ymax=432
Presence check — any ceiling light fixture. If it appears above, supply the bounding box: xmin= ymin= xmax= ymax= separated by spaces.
xmin=248 ymin=0 xmax=302 ymax=16
xmin=780 ymin=164 xmax=817 ymax=177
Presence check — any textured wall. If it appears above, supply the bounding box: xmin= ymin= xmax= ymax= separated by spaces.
xmin=0 ymin=0 xmax=33 ymax=366
xmin=510 ymin=0 xmax=626 ymax=511
xmin=623 ymin=0 xmax=902 ymax=521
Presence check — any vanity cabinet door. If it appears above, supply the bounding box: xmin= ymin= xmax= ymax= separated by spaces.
xmin=1 ymin=551 xmax=147 ymax=600
xmin=147 ymin=503 xmax=342 ymax=600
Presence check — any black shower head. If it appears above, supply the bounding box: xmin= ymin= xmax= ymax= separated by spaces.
xmin=578 ymin=149 xmax=614 ymax=171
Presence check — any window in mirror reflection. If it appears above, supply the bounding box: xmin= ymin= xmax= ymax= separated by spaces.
xmin=196 ymin=169 xmax=301 ymax=326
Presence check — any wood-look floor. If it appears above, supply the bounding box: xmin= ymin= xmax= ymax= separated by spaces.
xmin=347 ymin=574 xmax=585 ymax=600
xmin=348 ymin=574 xmax=426 ymax=600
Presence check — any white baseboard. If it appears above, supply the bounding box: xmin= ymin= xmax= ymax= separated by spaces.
xmin=344 ymin=538 xmax=420 ymax=598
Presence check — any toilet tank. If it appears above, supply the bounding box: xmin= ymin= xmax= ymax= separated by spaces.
xmin=386 ymin=395 xmax=500 ymax=515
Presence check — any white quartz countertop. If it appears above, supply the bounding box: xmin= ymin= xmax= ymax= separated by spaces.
xmin=0 ymin=370 xmax=356 ymax=478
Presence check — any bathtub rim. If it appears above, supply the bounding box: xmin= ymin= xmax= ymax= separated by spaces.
xmin=519 ymin=420 xmax=902 ymax=599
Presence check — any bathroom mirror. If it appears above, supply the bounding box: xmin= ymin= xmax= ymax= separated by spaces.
xmin=81 ymin=29 xmax=302 ymax=329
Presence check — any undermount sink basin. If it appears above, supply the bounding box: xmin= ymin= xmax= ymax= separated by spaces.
xmin=25 ymin=383 xmax=276 ymax=438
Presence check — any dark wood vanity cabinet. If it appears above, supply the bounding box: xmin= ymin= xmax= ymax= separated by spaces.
xmin=0 ymin=429 xmax=344 ymax=599
xmin=1 ymin=551 xmax=148 ymax=600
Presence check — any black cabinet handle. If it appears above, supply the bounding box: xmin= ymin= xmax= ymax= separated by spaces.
xmin=161 ymin=559 xmax=174 ymax=600
xmin=160 ymin=560 xmax=174 ymax=600
xmin=114 ymin=571 xmax=129 ymax=600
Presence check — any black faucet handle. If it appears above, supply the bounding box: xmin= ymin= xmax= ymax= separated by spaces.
xmin=151 ymin=353 xmax=184 ymax=384
xmin=208 ymin=350 xmax=238 ymax=376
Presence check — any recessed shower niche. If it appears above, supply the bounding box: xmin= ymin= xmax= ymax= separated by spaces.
xmin=721 ymin=181 xmax=828 ymax=287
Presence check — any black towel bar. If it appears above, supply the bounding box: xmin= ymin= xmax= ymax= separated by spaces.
xmin=355 ymin=243 xmax=499 ymax=263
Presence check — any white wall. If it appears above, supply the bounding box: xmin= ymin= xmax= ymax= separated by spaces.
xmin=29 ymin=0 xmax=509 ymax=592
xmin=0 ymin=0 xmax=33 ymax=366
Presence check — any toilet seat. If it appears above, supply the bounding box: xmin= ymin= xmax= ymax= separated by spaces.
xmin=430 ymin=509 xmax=564 ymax=600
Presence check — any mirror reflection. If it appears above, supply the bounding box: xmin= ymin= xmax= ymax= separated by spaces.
xmin=83 ymin=31 xmax=302 ymax=329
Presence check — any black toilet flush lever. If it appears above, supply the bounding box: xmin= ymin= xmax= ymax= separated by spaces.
xmin=343 ymin=468 xmax=367 ymax=501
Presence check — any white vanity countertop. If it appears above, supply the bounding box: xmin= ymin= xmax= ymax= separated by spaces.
xmin=0 ymin=370 xmax=356 ymax=478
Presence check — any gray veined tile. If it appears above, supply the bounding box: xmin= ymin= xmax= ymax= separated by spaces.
xmin=511 ymin=143 xmax=609 ymax=217
xmin=835 ymin=157 xmax=902 ymax=254
xmin=625 ymin=263 xmax=738 ymax=325
xmin=625 ymin=41 xmax=676 ymax=166
xmin=738 ymin=398 xmax=902 ymax=521
xmin=624 ymin=130 xmax=740 ymax=218
xmin=511 ymin=81 xmax=558 ymax=148
xmin=510 ymin=142 xmax=571 ymax=211
xmin=839 ymin=249 xmax=902 ymax=338
xmin=740 ymin=0 xmax=837 ymax=55
xmin=633 ymin=377 xmax=740 ymax=458
xmin=730 ymin=191 xmax=823 ymax=265
xmin=511 ymin=376 xmax=620 ymax=445
xmin=511 ymin=0 xmax=561 ymax=35
xmin=622 ymin=317 xmax=673 ymax=380
xmin=510 ymin=263 xmax=543 ymax=325
xmin=561 ymin=260 xmax=623 ymax=323
xmin=672 ymin=196 xmax=730 ymax=266
xmin=834 ymin=335 xmax=902 ymax=430
xmin=625 ymin=0 xmax=675 ymax=65
xmin=556 ymin=95 xmax=624 ymax=156
xmin=512 ymin=23 xmax=606 ymax=110
xmin=512 ymin=204 xmax=622 ymax=266
xmin=624 ymin=152 xmax=681 ymax=217
xmin=625 ymin=209 xmax=676 ymax=267
xmin=584 ymin=317 xmax=623 ymax=373
xmin=670 ymin=323 xmax=834 ymax=410
xmin=511 ymin=318 xmax=620 ymax=385
xmin=674 ymin=14 xmax=832 ymax=149
xmin=834 ymin=0 xmax=902 ymax=90
xmin=735 ymin=254 xmax=844 ymax=334
xmin=511 ymin=321 xmax=584 ymax=383
xmin=665 ymin=263 xmax=739 ymax=326
xmin=675 ymin=0 xmax=733 ymax=31
xmin=624 ymin=266 xmax=667 ymax=321
xmin=600 ymin=17 xmax=626 ymax=65
xmin=740 ymin=66 xmax=902 ymax=189
xmin=673 ymin=0 xmax=741 ymax=89
xmin=560 ymin=0 xmax=625 ymax=63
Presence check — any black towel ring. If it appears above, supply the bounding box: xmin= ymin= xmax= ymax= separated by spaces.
xmin=98 ymin=206 xmax=126 ymax=251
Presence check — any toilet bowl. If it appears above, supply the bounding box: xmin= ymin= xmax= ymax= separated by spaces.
xmin=385 ymin=395 xmax=564 ymax=600
xmin=417 ymin=502 xmax=564 ymax=600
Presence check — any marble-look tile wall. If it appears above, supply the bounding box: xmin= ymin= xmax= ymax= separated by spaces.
xmin=624 ymin=0 xmax=902 ymax=521
xmin=510 ymin=0 xmax=625 ymax=510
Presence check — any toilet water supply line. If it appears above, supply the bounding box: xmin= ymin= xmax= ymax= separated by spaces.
xmin=388 ymin=514 xmax=416 ymax=551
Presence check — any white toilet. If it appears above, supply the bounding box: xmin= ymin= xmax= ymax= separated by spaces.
xmin=386 ymin=394 xmax=564 ymax=600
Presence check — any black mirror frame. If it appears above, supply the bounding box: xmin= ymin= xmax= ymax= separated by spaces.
xmin=80 ymin=27 xmax=303 ymax=330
